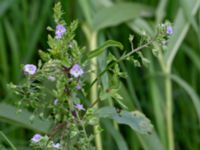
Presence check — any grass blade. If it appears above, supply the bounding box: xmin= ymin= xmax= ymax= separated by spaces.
xmin=155 ymin=0 xmax=167 ymax=23
xmin=77 ymin=0 xmax=93 ymax=26
xmin=102 ymin=120 xmax=129 ymax=150
xmin=0 ymin=0 xmax=15 ymax=17
xmin=171 ymin=74 xmax=200 ymax=123
xmin=4 ymin=19 xmax=20 ymax=82
xmin=24 ymin=0 xmax=53 ymax=63
xmin=0 ymin=130 xmax=17 ymax=150
xmin=92 ymin=2 xmax=154 ymax=31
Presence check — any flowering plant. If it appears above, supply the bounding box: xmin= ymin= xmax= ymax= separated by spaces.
xmin=9 ymin=2 xmax=173 ymax=150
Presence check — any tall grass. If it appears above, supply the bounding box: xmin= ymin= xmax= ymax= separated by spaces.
xmin=0 ymin=0 xmax=200 ymax=149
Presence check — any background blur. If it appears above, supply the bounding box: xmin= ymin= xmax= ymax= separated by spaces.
xmin=0 ymin=0 xmax=200 ymax=149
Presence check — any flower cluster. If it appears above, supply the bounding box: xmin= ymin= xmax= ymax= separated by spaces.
xmin=31 ymin=134 xmax=60 ymax=149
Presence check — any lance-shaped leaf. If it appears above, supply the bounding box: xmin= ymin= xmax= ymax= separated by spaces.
xmin=92 ymin=2 xmax=154 ymax=31
xmin=96 ymin=106 xmax=153 ymax=134
xmin=0 ymin=103 xmax=51 ymax=133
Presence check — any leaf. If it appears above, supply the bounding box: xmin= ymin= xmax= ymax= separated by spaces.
xmin=171 ymin=74 xmax=200 ymax=123
xmin=137 ymin=131 xmax=164 ymax=150
xmin=77 ymin=0 xmax=93 ymax=26
xmin=87 ymin=40 xmax=123 ymax=60
xmin=182 ymin=44 xmax=200 ymax=72
xmin=0 ymin=131 xmax=17 ymax=150
xmin=96 ymin=107 xmax=153 ymax=134
xmin=155 ymin=0 xmax=167 ymax=23
xmin=0 ymin=0 xmax=15 ymax=17
xmin=24 ymin=0 xmax=53 ymax=63
xmin=92 ymin=2 xmax=154 ymax=31
xmin=127 ymin=18 xmax=154 ymax=37
xmin=180 ymin=0 xmax=199 ymax=36
xmin=0 ymin=103 xmax=51 ymax=133
xmin=4 ymin=19 xmax=20 ymax=82
xmin=102 ymin=120 xmax=129 ymax=150
xmin=164 ymin=0 xmax=200 ymax=67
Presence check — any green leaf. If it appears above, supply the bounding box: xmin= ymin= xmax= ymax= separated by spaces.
xmin=155 ymin=0 xmax=167 ymax=23
xmin=137 ymin=131 xmax=164 ymax=150
xmin=171 ymin=74 xmax=200 ymax=123
xmin=180 ymin=0 xmax=199 ymax=36
xmin=87 ymin=40 xmax=123 ymax=60
xmin=92 ymin=2 xmax=154 ymax=31
xmin=127 ymin=18 xmax=154 ymax=37
xmin=0 ymin=131 xmax=17 ymax=150
xmin=77 ymin=0 xmax=93 ymax=26
xmin=4 ymin=19 xmax=20 ymax=82
xmin=24 ymin=0 xmax=53 ymax=63
xmin=102 ymin=120 xmax=129 ymax=150
xmin=96 ymin=107 xmax=153 ymax=134
xmin=0 ymin=0 xmax=15 ymax=17
xmin=182 ymin=44 xmax=200 ymax=72
xmin=0 ymin=103 xmax=51 ymax=133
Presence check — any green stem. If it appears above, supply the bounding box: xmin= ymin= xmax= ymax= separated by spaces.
xmin=119 ymin=37 xmax=155 ymax=61
xmin=77 ymin=112 xmax=90 ymax=149
xmin=89 ymin=31 xmax=103 ymax=150
xmin=159 ymin=50 xmax=174 ymax=150
xmin=165 ymin=67 xmax=174 ymax=150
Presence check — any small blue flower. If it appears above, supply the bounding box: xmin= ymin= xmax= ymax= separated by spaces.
xmin=76 ymin=84 xmax=81 ymax=90
xmin=70 ymin=64 xmax=84 ymax=78
xmin=55 ymin=24 xmax=66 ymax=39
xmin=24 ymin=64 xmax=37 ymax=75
xmin=52 ymin=143 xmax=60 ymax=149
xmin=31 ymin=134 xmax=42 ymax=142
xmin=166 ymin=25 xmax=173 ymax=35
xmin=75 ymin=104 xmax=85 ymax=111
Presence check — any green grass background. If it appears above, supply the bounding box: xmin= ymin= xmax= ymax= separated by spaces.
xmin=0 ymin=0 xmax=200 ymax=149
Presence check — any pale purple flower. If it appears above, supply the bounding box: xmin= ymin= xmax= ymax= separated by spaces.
xmin=31 ymin=134 xmax=42 ymax=142
xmin=75 ymin=104 xmax=85 ymax=111
xmin=166 ymin=26 xmax=173 ymax=35
xmin=70 ymin=64 xmax=84 ymax=78
xmin=48 ymin=76 xmax=55 ymax=81
xmin=55 ymin=24 xmax=66 ymax=39
xmin=52 ymin=143 xmax=60 ymax=149
xmin=24 ymin=64 xmax=37 ymax=75
xmin=76 ymin=84 xmax=81 ymax=90
xmin=54 ymin=99 xmax=59 ymax=105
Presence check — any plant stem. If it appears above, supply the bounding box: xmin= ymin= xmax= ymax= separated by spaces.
xmin=165 ymin=67 xmax=174 ymax=150
xmin=119 ymin=36 xmax=157 ymax=61
xmin=159 ymin=50 xmax=174 ymax=150
xmin=89 ymin=31 xmax=103 ymax=150
xmin=76 ymin=112 xmax=90 ymax=148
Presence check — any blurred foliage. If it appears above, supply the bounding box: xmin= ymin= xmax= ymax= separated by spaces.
xmin=0 ymin=0 xmax=200 ymax=149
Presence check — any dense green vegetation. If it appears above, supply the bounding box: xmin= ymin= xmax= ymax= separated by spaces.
xmin=0 ymin=0 xmax=200 ymax=149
